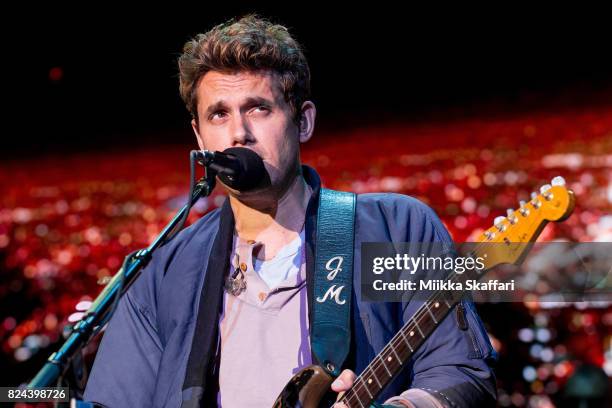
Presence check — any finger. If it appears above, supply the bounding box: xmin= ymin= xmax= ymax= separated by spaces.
xmin=331 ymin=369 xmax=357 ymax=392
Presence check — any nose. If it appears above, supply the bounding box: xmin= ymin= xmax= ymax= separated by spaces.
xmin=229 ymin=114 xmax=255 ymax=146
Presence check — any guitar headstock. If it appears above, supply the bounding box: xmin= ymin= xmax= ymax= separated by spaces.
xmin=474 ymin=176 xmax=575 ymax=269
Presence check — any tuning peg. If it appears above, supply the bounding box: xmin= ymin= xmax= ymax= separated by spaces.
xmin=519 ymin=200 xmax=526 ymax=207
xmin=551 ymin=176 xmax=566 ymax=186
xmin=540 ymin=184 xmax=554 ymax=201
xmin=531 ymin=190 xmax=542 ymax=208
xmin=540 ymin=184 xmax=552 ymax=194
xmin=507 ymin=209 xmax=518 ymax=223
xmin=494 ymin=216 xmax=507 ymax=231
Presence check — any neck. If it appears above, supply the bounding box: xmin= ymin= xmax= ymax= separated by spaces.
xmin=228 ymin=173 xmax=312 ymax=259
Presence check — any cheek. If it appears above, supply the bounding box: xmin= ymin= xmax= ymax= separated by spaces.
xmin=260 ymin=134 xmax=295 ymax=176
xmin=267 ymin=127 xmax=293 ymax=157
xmin=274 ymin=131 xmax=300 ymax=173
xmin=281 ymin=134 xmax=298 ymax=160
xmin=198 ymin=128 xmax=227 ymax=152
xmin=283 ymin=124 xmax=300 ymax=154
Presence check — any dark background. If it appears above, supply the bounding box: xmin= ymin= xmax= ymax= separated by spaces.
xmin=4 ymin=5 xmax=612 ymax=156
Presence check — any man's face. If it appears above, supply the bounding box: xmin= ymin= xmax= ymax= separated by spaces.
xmin=192 ymin=70 xmax=308 ymax=198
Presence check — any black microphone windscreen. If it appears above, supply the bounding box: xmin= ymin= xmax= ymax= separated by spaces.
xmin=219 ymin=147 xmax=271 ymax=192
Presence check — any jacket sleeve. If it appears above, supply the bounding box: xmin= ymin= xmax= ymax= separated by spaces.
xmin=83 ymin=250 xmax=165 ymax=408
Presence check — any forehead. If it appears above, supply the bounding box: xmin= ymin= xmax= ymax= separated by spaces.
xmin=196 ymin=70 xmax=283 ymax=106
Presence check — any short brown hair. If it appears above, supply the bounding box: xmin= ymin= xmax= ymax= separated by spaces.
xmin=178 ymin=15 xmax=311 ymax=123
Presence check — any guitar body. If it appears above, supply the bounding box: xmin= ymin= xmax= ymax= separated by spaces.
xmin=272 ymin=364 xmax=336 ymax=408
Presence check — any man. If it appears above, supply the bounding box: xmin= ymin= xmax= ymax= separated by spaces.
xmin=84 ymin=15 xmax=496 ymax=407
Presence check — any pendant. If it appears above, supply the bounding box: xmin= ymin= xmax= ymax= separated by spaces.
xmin=225 ymin=267 xmax=246 ymax=296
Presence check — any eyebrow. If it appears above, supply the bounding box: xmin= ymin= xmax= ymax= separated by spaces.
xmin=205 ymin=96 xmax=275 ymax=117
xmin=205 ymin=101 xmax=227 ymax=117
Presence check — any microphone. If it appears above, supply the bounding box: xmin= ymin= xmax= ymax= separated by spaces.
xmin=198 ymin=147 xmax=270 ymax=191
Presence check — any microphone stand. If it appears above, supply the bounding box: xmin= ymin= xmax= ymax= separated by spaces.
xmin=28 ymin=157 xmax=216 ymax=397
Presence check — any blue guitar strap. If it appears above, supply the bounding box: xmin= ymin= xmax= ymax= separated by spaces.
xmin=311 ymin=188 xmax=356 ymax=377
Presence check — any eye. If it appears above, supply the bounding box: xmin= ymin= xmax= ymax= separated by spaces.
xmin=251 ymin=105 xmax=270 ymax=114
xmin=208 ymin=110 xmax=227 ymax=121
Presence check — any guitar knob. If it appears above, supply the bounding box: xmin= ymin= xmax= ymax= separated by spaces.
xmin=551 ymin=176 xmax=566 ymax=186
xmin=540 ymin=184 xmax=552 ymax=194
xmin=531 ymin=192 xmax=538 ymax=200
xmin=519 ymin=200 xmax=526 ymax=208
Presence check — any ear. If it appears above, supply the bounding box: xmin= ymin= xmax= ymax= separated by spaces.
xmin=191 ymin=118 xmax=206 ymax=150
xmin=298 ymin=101 xmax=316 ymax=143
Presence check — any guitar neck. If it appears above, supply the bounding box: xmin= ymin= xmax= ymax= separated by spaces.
xmin=340 ymin=266 xmax=483 ymax=407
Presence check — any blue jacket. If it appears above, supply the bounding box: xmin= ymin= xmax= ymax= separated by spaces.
xmin=84 ymin=167 xmax=497 ymax=407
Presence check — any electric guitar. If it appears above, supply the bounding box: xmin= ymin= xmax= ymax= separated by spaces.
xmin=273 ymin=176 xmax=575 ymax=408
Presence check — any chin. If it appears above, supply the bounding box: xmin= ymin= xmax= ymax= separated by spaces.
xmin=223 ymin=174 xmax=293 ymax=204
xmin=220 ymin=179 xmax=271 ymax=199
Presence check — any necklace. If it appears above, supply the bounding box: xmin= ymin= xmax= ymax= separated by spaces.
xmin=225 ymin=263 xmax=247 ymax=296
xmin=225 ymin=223 xmax=306 ymax=296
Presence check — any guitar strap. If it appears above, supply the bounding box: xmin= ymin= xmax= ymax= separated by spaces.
xmin=311 ymin=188 xmax=356 ymax=377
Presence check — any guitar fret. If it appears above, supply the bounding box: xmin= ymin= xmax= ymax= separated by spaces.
xmin=414 ymin=320 xmax=425 ymax=338
xmin=379 ymin=354 xmax=393 ymax=377
xmin=399 ymin=329 xmax=414 ymax=352
xmin=359 ymin=377 xmax=374 ymax=400
xmin=444 ymin=298 xmax=451 ymax=308
xmin=389 ymin=342 xmax=402 ymax=364
xmin=352 ymin=393 xmax=365 ymax=408
xmin=425 ymin=303 xmax=438 ymax=324
xmin=369 ymin=366 xmax=382 ymax=388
